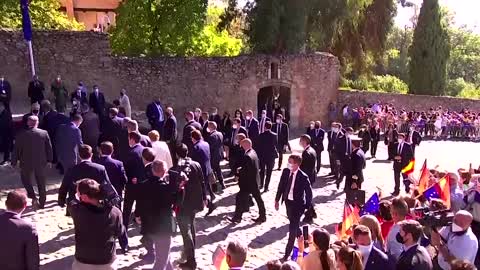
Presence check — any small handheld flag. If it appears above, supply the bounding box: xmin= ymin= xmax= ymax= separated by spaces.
xmin=212 ymin=245 xmax=229 ymax=270
xmin=338 ymin=201 xmax=361 ymax=240
xmin=360 ymin=193 xmax=380 ymax=216
xmin=422 ymin=176 xmax=451 ymax=209
xmin=401 ymin=158 xmax=415 ymax=175
xmin=418 ymin=159 xmax=429 ymax=193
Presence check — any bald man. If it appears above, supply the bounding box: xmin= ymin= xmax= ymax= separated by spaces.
xmin=230 ymin=139 xmax=266 ymax=223
xmin=432 ymin=210 xmax=478 ymax=270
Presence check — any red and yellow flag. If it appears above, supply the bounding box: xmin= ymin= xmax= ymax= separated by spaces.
xmin=338 ymin=202 xmax=361 ymax=240
xmin=401 ymin=158 xmax=415 ymax=175
xmin=418 ymin=159 xmax=429 ymax=194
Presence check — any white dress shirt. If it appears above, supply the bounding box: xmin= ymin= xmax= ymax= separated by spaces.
xmin=151 ymin=141 xmax=173 ymax=169
xmin=287 ymin=169 xmax=298 ymax=201
xmin=438 ymin=227 xmax=479 ymax=270
xmin=386 ymin=223 xmax=403 ymax=259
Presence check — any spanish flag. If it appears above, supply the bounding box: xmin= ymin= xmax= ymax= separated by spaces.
xmin=422 ymin=175 xmax=451 ymax=209
xmin=337 ymin=201 xmax=361 ymax=240
xmin=212 ymin=245 xmax=229 ymax=270
xmin=417 ymin=159 xmax=429 ymax=194
xmin=401 ymin=158 xmax=415 ymax=175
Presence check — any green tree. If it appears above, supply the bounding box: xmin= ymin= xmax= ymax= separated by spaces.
xmin=384 ymin=26 xmax=413 ymax=81
xmin=448 ymin=27 xmax=480 ymax=85
xmin=408 ymin=0 xmax=450 ymax=96
xmin=0 ymin=0 xmax=84 ymax=30
xmin=110 ymin=0 xmax=208 ymax=56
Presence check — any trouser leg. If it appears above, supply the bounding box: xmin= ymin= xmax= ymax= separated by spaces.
xmin=251 ymin=189 xmax=266 ymax=218
xmin=264 ymin=159 xmax=274 ymax=191
xmin=259 ymin=159 xmax=266 ymax=188
xmin=178 ymin=213 xmax=196 ymax=264
xmin=151 ymin=233 xmax=173 ymax=270
xmin=315 ymin=148 xmax=322 ymax=173
xmin=285 ymin=202 xmax=302 ymax=258
xmin=122 ymin=189 xmax=135 ymax=228
xmin=20 ymin=168 xmax=36 ymax=201
xmin=34 ymin=166 xmax=47 ymax=206
xmin=394 ymin=169 xmax=400 ymax=193
xmin=212 ymin=161 xmax=224 ymax=186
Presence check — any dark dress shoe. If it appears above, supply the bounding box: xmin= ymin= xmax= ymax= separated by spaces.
xmin=220 ymin=183 xmax=226 ymax=190
xmin=178 ymin=261 xmax=197 ymax=269
xmin=280 ymin=256 xmax=290 ymax=263
xmin=391 ymin=191 xmax=400 ymax=196
xmin=121 ymin=246 xmax=129 ymax=254
xmin=302 ymin=217 xmax=314 ymax=224
xmin=139 ymin=252 xmax=155 ymax=262
xmin=205 ymin=204 xmax=217 ymax=217
xmin=263 ymin=188 xmax=269 ymax=193
xmin=229 ymin=217 xmax=241 ymax=223
xmin=254 ymin=216 xmax=266 ymax=223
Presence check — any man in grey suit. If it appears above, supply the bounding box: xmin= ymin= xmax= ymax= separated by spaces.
xmin=0 ymin=191 xmax=39 ymax=270
xmin=56 ymin=113 xmax=83 ymax=173
xmin=12 ymin=116 xmax=53 ymax=209
xmin=79 ymin=104 xmax=100 ymax=155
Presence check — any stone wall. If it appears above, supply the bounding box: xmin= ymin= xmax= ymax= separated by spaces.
xmin=0 ymin=30 xmax=340 ymax=130
xmin=337 ymin=89 xmax=480 ymax=112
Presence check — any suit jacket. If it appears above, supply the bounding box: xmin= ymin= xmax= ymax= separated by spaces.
xmin=0 ymin=211 xmax=39 ymax=270
xmin=245 ymin=118 xmax=260 ymax=142
xmin=395 ymin=245 xmax=432 ymax=270
xmin=272 ymin=122 xmax=289 ymax=147
xmin=95 ymin=156 xmax=128 ymax=196
xmin=124 ymin=144 xmax=146 ymax=186
xmin=358 ymin=129 xmax=372 ymax=149
xmin=12 ymin=127 xmax=53 ymax=169
xmin=79 ymin=111 xmax=100 ymax=147
xmin=190 ymin=140 xmax=213 ymax=179
xmin=238 ymin=149 xmax=261 ymax=192
xmin=333 ymin=132 xmax=349 ymax=159
xmin=40 ymin=110 xmax=69 ymax=138
xmin=370 ymin=126 xmax=381 ymax=142
xmin=407 ymin=130 xmax=422 ymax=147
xmin=58 ymin=161 xmax=111 ymax=205
xmin=308 ymin=128 xmax=325 ymax=152
xmin=182 ymin=120 xmax=202 ymax=149
xmin=70 ymin=91 xmax=88 ymax=105
xmin=100 ymin=116 xmax=123 ymax=148
xmin=206 ymin=131 xmax=224 ymax=164
xmin=275 ymin=168 xmax=313 ymax=208
xmin=173 ymin=158 xmax=206 ymax=214
xmin=364 ymin=246 xmax=391 ymax=270
xmin=327 ymin=130 xmax=341 ymax=152
xmin=163 ymin=115 xmax=178 ymax=143
xmin=256 ymin=130 xmax=278 ymax=162
xmin=228 ymin=126 xmax=247 ymax=146
xmin=384 ymin=129 xmax=398 ymax=144
xmin=0 ymin=109 xmax=13 ymax=142
xmin=146 ymin=102 xmax=164 ymax=126
xmin=300 ymin=146 xmax=317 ymax=183
xmin=28 ymin=80 xmax=45 ymax=102
xmin=220 ymin=117 xmax=232 ymax=135
xmin=209 ymin=114 xmax=222 ymax=131
xmin=55 ymin=122 xmax=83 ymax=166
xmin=89 ymin=91 xmax=106 ymax=115
xmin=140 ymin=134 xmax=152 ymax=148
xmin=257 ymin=117 xmax=271 ymax=134
xmin=393 ymin=142 xmax=414 ymax=169
xmin=350 ymin=148 xmax=366 ymax=182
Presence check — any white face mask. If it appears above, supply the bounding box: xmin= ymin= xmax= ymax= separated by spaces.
xmin=262 ymin=113 xmax=266 ymax=118
xmin=246 ymin=116 xmax=252 ymax=120
xmin=287 ymin=163 xmax=293 ymax=170
xmin=206 ymin=128 xmax=212 ymax=133
xmin=233 ymin=124 xmax=238 ymax=129
xmin=332 ymin=127 xmax=339 ymax=133
xmin=357 ymin=244 xmax=372 ymax=257
xmin=398 ymin=139 xmax=404 ymax=144
xmin=452 ymin=223 xmax=464 ymax=232
xmin=276 ymin=119 xmax=281 ymax=124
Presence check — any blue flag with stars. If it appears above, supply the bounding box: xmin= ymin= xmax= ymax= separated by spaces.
xmin=423 ymin=184 xmax=441 ymax=201
xmin=20 ymin=0 xmax=33 ymax=41
xmin=360 ymin=193 xmax=380 ymax=216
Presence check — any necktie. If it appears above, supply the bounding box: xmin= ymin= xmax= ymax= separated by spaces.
xmin=277 ymin=124 xmax=280 ymax=135
xmin=398 ymin=143 xmax=403 ymax=154
xmin=284 ymin=172 xmax=294 ymax=199
xmin=316 ymin=129 xmax=319 ymax=137
xmin=260 ymin=119 xmax=265 ymax=133
xmin=346 ymin=138 xmax=351 ymax=154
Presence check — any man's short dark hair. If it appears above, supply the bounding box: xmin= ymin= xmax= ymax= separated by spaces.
xmin=288 ymin=154 xmax=302 ymax=165
xmin=300 ymin=134 xmax=311 ymax=145
xmin=128 ymin=131 xmax=141 ymax=144
xmin=100 ymin=141 xmax=114 ymax=156
xmin=451 ymin=259 xmax=476 ymax=270
xmin=233 ymin=118 xmax=241 ymax=125
xmin=398 ymin=132 xmax=406 ymax=138
xmin=6 ymin=191 xmax=27 ymax=211
xmin=142 ymin=148 xmax=156 ymax=163
xmin=77 ymin=179 xmax=103 ymax=200
xmin=191 ymin=130 xmax=202 ymax=141
xmin=79 ymin=144 xmax=93 ymax=160
xmin=265 ymin=121 xmax=272 ymax=130
xmin=391 ymin=197 xmax=409 ymax=217
xmin=176 ymin=144 xmax=188 ymax=158
xmin=226 ymin=241 xmax=247 ymax=267
xmin=353 ymin=224 xmax=371 ymax=238
xmin=109 ymin=108 xmax=118 ymax=116
xmin=345 ymin=127 xmax=354 ymax=133
xmin=398 ymin=220 xmax=423 ymax=242
xmin=71 ymin=113 xmax=83 ymax=123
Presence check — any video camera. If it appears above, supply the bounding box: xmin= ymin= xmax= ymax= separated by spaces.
xmin=413 ymin=207 xmax=454 ymax=228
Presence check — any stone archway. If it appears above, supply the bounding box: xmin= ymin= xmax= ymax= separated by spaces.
xmin=257 ymin=81 xmax=292 ymax=123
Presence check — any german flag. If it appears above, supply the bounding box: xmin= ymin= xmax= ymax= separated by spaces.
xmin=337 ymin=201 xmax=361 ymax=240
xmin=401 ymin=158 xmax=415 ymax=175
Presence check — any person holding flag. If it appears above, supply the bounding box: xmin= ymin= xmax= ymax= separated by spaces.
xmin=392 ymin=133 xmax=414 ymax=196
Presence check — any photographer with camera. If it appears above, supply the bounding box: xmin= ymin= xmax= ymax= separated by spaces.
xmin=68 ymin=179 xmax=124 ymax=270
xmin=431 ymin=210 xmax=478 ymax=270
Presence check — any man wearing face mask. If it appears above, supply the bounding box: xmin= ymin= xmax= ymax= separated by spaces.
xmin=194 ymin=108 xmax=203 ymax=124
xmin=307 ymin=121 xmax=325 ymax=174
xmin=406 ymin=125 xmax=422 ymax=156
xmin=244 ymin=110 xmax=260 ymax=146
xmin=208 ymin=107 xmax=222 ymax=130
xmin=27 ymin=75 xmax=45 ymax=105
xmin=299 ymin=135 xmax=317 ymax=224
xmin=352 ymin=225 xmax=391 ymax=270
xmin=146 ymin=97 xmax=165 ymax=136
xmin=358 ymin=124 xmax=371 ymax=155
xmin=55 ymin=114 xmax=84 ymax=174
xmin=258 ymin=109 xmax=271 ymax=134
xmin=200 ymin=111 xmax=210 ymax=138
xmin=228 ymin=118 xmax=247 ymax=175
xmin=88 ymin=85 xmax=106 ymax=118
xmin=275 ymin=154 xmax=313 ymax=261
xmin=392 ymin=133 xmax=413 ymax=196
xmin=395 ymin=220 xmax=433 ymax=270
xmin=0 ymin=102 xmax=13 ymax=165
xmin=182 ymin=111 xmax=202 ymax=152
xmin=272 ymin=114 xmax=289 ymax=171
xmin=431 ymin=211 xmax=478 ymax=270
xmin=22 ymin=102 xmax=42 ymax=129
xmin=0 ymin=75 xmax=12 ymax=111
xmin=334 ymin=127 xmax=353 ymax=190
xmin=327 ymin=122 xmax=342 ymax=177
xmin=205 ymin=121 xmax=225 ymax=190
xmin=51 ymin=75 xmax=68 ymax=113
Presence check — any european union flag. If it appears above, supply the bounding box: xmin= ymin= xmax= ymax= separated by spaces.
xmin=423 ymin=184 xmax=440 ymax=201
xmin=360 ymin=193 xmax=380 ymax=216
xmin=20 ymin=0 xmax=33 ymax=41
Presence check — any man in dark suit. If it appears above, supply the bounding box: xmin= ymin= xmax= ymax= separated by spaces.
xmin=56 ymin=114 xmax=84 ymax=173
xmin=244 ymin=110 xmax=260 ymax=145
xmin=369 ymin=120 xmax=381 ymax=158
xmin=0 ymin=75 xmax=12 ymax=111
xmin=327 ymin=122 xmax=342 ymax=176
xmin=79 ymin=104 xmax=100 ymax=155
xmin=174 ymin=144 xmax=207 ymax=269
xmin=22 ymin=102 xmax=42 ymax=129
xmin=100 ymin=108 xmax=125 ymax=159
xmin=392 ymin=133 xmax=414 ymax=196
xmin=12 ymin=116 xmax=53 ymax=209
xmin=88 ymin=85 xmax=106 ymax=117
xmin=163 ymin=107 xmax=178 ymax=162
xmin=346 ymin=136 xmax=366 ymax=190
xmin=208 ymin=107 xmax=222 ymax=130
xmin=352 ymin=225 xmax=391 ymax=270
xmin=395 ymin=220 xmax=433 ymax=270
xmin=299 ymin=135 xmax=317 ymax=223
xmin=231 ymin=139 xmax=266 ymax=223
xmin=275 ymin=154 xmax=313 ymax=261
xmin=335 ymin=127 xmax=353 ymax=189
xmin=406 ymin=125 xmax=422 ymax=156
xmin=40 ymin=101 xmax=69 ymax=168
xmin=307 ymin=121 xmax=325 ymax=173
xmin=190 ymin=130 xmax=216 ymax=216
xmin=70 ymin=86 xmax=88 ymax=106
xmin=200 ymin=112 xmax=210 ymax=138
xmin=358 ymin=124 xmax=372 ymax=155
xmin=205 ymin=121 xmax=225 ymax=190
xmin=258 ymin=109 xmax=271 ymax=135
xmin=123 ymin=131 xmax=146 ymax=230
xmin=182 ymin=111 xmax=202 ymax=152
xmin=272 ymin=114 xmax=289 ymax=170
xmin=228 ymin=118 xmax=247 ymax=175
xmin=146 ymin=97 xmax=165 ymax=135
xmin=27 ymin=75 xmax=45 ymax=104
xmin=96 ymin=142 xmax=128 ymax=203
xmin=125 ymin=118 xmax=152 ymax=148
xmin=0 ymin=102 xmax=13 ymax=164
xmin=0 ymin=191 xmax=39 ymax=270
xmin=256 ymin=121 xmax=278 ymax=192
